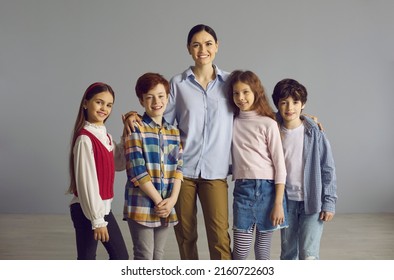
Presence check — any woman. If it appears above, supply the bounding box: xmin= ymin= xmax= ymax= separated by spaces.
xmin=165 ymin=24 xmax=233 ymax=260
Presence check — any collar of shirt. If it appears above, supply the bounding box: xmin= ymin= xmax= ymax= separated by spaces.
xmin=182 ymin=64 xmax=226 ymax=83
xmin=142 ymin=112 xmax=171 ymax=130
xmin=275 ymin=112 xmax=319 ymax=135
xmin=300 ymin=115 xmax=319 ymax=135
xmin=83 ymin=121 xmax=112 ymax=149
xmin=84 ymin=121 xmax=107 ymax=134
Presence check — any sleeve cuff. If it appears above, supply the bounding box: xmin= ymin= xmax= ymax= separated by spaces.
xmin=91 ymin=218 xmax=108 ymax=230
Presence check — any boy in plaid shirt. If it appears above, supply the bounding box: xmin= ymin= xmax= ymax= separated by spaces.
xmin=123 ymin=73 xmax=183 ymax=260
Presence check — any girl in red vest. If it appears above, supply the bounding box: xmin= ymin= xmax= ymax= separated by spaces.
xmin=67 ymin=82 xmax=128 ymax=259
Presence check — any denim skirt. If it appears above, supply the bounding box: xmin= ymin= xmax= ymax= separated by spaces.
xmin=233 ymin=179 xmax=288 ymax=232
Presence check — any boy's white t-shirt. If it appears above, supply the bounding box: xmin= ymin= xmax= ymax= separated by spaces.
xmin=281 ymin=122 xmax=305 ymax=201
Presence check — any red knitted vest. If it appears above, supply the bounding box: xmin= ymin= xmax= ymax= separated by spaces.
xmin=75 ymin=128 xmax=115 ymax=200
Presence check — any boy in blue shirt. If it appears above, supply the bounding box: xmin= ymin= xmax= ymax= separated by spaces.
xmin=272 ymin=78 xmax=337 ymax=260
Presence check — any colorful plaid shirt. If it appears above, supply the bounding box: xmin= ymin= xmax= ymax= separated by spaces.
xmin=123 ymin=113 xmax=183 ymax=227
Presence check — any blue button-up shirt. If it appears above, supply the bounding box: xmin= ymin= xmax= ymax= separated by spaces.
xmin=165 ymin=65 xmax=233 ymax=179
xmin=277 ymin=114 xmax=338 ymax=214
xmin=301 ymin=116 xmax=337 ymax=214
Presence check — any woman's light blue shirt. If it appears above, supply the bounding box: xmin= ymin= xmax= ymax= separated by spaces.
xmin=165 ymin=65 xmax=233 ymax=179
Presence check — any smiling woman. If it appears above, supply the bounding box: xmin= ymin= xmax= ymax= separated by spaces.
xmin=164 ymin=24 xmax=233 ymax=260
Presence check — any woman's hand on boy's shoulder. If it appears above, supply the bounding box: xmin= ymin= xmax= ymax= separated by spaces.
xmin=122 ymin=111 xmax=143 ymax=134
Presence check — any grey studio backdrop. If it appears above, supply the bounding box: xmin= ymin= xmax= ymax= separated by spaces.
xmin=0 ymin=0 xmax=393 ymax=215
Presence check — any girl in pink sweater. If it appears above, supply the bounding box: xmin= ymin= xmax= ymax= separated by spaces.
xmin=228 ymin=70 xmax=287 ymax=260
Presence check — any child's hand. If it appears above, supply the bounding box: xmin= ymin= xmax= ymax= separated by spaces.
xmin=155 ymin=198 xmax=176 ymax=218
xmin=94 ymin=226 xmax=109 ymax=242
xmin=303 ymin=114 xmax=324 ymax=131
xmin=320 ymin=211 xmax=334 ymax=222
xmin=270 ymin=204 xmax=285 ymax=226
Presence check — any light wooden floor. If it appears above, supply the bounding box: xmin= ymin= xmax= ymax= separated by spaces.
xmin=0 ymin=213 xmax=393 ymax=260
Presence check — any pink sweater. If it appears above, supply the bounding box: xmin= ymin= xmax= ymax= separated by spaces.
xmin=232 ymin=110 xmax=286 ymax=184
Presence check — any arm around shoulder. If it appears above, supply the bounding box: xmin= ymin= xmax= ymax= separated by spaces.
xmin=122 ymin=111 xmax=143 ymax=135
xmin=112 ymin=135 xmax=126 ymax=171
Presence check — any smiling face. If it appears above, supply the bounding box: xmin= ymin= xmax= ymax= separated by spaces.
xmin=187 ymin=30 xmax=218 ymax=67
xmin=278 ymin=96 xmax=305 ymax=128
xmin=139 ymin=83 xmax=168 ymax=125
xmin=232 ymin=81 xmax=255 ymax=112
xmin=83 ymin=91 xmax=113 ymax=125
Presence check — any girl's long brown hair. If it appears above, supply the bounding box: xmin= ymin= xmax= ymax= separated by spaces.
xmin=228 ymin=70 xmax=275 ymax=120
xmin=67 ymin=82 xmax=115 ymax=194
